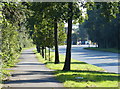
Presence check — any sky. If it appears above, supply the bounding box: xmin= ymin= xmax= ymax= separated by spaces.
xmin=65 ymin=23 xmax=79 ymax=29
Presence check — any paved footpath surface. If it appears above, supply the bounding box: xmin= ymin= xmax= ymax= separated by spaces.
xmin=4 ymin=48 xmax=64 ymax=88
xmin=59 ymin=45 xmax=119 ymax=74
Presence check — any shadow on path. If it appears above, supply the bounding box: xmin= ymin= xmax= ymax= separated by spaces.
xmin=4 ymin=48 xmax=64 ymax=87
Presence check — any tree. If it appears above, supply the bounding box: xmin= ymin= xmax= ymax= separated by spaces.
xmin=42 ymin=2 xmax=67 ymax=64
xmin=54 ymin=19 xmax=59 ymax=63
xmin=63 ymin=2 xmax=88 ymax=71
xmin=63 ymin=2 xmax=73 ymax=71
xmin=27 ymin=2 xmax=67 ymax=63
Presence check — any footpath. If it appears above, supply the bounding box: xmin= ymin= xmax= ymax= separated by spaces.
xmin=3 ymin=48 xmax=64 ymax=88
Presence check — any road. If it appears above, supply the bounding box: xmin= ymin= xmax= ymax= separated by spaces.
xmin=59 ymin=45 xmax=119 ymax=74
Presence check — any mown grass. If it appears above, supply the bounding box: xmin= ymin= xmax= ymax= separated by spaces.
xmin=34 ymin=50 xmax=120 ymax=87
xmin=84 ymin=47 xmax=120 ymax=53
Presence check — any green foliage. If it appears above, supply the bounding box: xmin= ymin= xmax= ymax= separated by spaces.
xmin=27 ymin=2 xmax=67 ymax=49
xmin=1 ymin=24 xmax=20 ymax=67
xmin=1 ymin=2 xmax=33 ymax=82
xmin=58 ymin=23 xmax=67 ymax=45
xmin=95 ymin=2 xmax=120 ymax=20
xmin=1 ymin=2 xmax=33 ymax=67
xmin=2 ymin=2 xmax=27 ymax=25
xmin=84 ymin=3 xmax=120 ymax=48
xmin=18 ymin=28 xmax=34 ymax=48
xmin=1 ymin=69 xmax=11 ymax=80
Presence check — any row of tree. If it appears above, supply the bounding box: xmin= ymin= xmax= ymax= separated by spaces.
xmin=1 ymin=2 xmax=120 ymax=71
xmin=27 ymin=2 xmax=120 ymax=71
xmin=26 ymin=2 xmax=89 ymax=70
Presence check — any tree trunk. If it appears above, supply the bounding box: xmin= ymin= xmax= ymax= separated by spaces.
xmin=42 ymin=47 xmax=44 ymax=58
xmin=39 ymin=47 xmax=41 ymax=55
xmin=63 ymin=2 xmax=73 ymax=71
xmin=54 ymin=19 xmax=59 ymax=64
xmin=49 ymin=47 xmax=51 ymax=61
xmin=45 ymin=47 xmax=47 ymax=60
xmin=36 ymin=45 xmax=40 ymax=53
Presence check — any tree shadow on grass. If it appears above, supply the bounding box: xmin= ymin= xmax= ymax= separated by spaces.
xmin=54 ymin=70 xmax=119 ymax=83
xmin=47 ymin=61 xmax=87 ymax=64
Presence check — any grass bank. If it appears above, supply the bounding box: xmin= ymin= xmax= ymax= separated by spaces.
xmin=1 ymin=55 xmax=20 ymax=82
xmin=34 ymin=50 xmax=120 ymax=87
xmin=84 ymin=47 xmax=120 ymax=53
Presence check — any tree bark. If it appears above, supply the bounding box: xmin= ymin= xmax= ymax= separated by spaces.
xmin=45 ymin=47 xmax=47 ymax=60
xmin=54 ymin=19 xmax=59 ymax=64
xmin=49 ymin=47 xmax=51 ymax=61
xmin=63 ymin=2 xmax=73 ymax=71
xmin=42 ymin=47 xmax=44 ymax=58
xmin=36 ymin=45 xmax=40 ymax=53
xmin=39 ymin=47 xmax=41 ymax=55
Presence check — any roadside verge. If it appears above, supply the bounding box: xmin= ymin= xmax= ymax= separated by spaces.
xmin=84 ymin=47 xmax=120 ymax=53
xmin=34 ymin=50 xmax=119 ymax=87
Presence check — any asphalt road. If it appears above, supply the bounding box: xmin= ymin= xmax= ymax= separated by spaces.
xmin=59 ymin=45 xmax=119 ymax=74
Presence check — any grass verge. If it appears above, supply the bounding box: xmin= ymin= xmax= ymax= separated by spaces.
xmin=34 ymin=50 xmax=120 ymax=87
xmin=84 ymin=47 xmax=120 ymax=53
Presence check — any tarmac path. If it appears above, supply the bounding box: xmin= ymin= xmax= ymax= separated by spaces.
xmin=4 ymin=48 xmax=64 ymax=88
